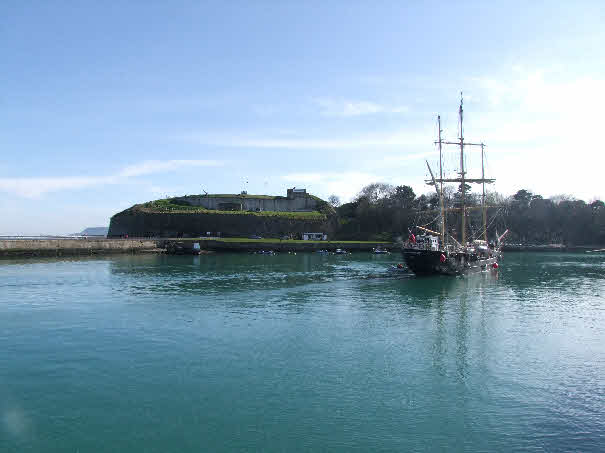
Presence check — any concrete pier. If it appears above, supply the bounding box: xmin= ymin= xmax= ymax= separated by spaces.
xmin=0 ymin=239 xmax=159 ymax=258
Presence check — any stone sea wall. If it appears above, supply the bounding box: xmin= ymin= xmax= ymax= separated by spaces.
xmin=0 ymin=239 xmax=158 ymax=258
xmin=0 ymin=238 xmax=394 ymax=258
xmin=108 ymin=211 xmax=336 ymax=238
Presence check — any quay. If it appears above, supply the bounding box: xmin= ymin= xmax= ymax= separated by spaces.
xmin=0 ymin=238 xmax=160 ymax=258
xmin=0 ymin=238 xmax=395 ymax=258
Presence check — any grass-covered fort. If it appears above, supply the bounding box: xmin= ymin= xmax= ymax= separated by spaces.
xmin=107 ymin=188 xmax=337 ymax=238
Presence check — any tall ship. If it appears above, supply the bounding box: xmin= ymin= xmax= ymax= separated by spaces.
xmin=402 ymin=94 xmax=508 ymax=276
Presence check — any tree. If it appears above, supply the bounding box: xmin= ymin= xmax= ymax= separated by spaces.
xmin=453 ymin=183 xmax=473 ymax=207
xmin=415 ymin=194 xmax=430 ymax=211
xmin=512 ymin=189 xmax=534 ymax=209
xmin=355 ymin=183 xmax=395 ymax=204
xmin=458 ymin=182 xmax=472 ymax=194
xmin=328 ymin=195 xmax=341 ymax=207
xmin=390 ymin=185 xmax=415 ymax=209
xmin=336 ymin=201 xmax=358 ymax=218
xmin=331 ymin=184 xmax=605 ymax=246
xmin=589 ymin=200 xmax=604 ymax=211
xmin=485 ymin=190 xmax=506 ymax=205
xmin=551 ymin=194 xmax=576 ymax=205
xmin=428 ymin=193 xmax=440 ymax=210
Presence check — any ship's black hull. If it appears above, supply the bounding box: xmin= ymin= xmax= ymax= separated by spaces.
xmin=402 ymin=248 xmax=500 ymax=276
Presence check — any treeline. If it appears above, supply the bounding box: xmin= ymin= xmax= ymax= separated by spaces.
xmin=331 ymin=184 xmax=605 ymax=246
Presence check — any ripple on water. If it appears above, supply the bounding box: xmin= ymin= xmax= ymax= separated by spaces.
xmin=0 ymin=252 xmax=604 ymax=452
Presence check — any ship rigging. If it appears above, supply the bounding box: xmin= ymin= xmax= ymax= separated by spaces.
xmin=402 ymin=94 xmax=507 ymax=276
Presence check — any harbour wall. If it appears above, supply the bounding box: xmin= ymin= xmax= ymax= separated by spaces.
xmin=0 ymin=238 xmax=394 ymax=258
xmin=0 ymin=239 xmax=159 ymax=258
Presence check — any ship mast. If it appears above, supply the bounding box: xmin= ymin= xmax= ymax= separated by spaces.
xmin=458 ymin=93 xmax=466 ymax=245
xmin=437 ymin=115 xmax=446 ymax=247
xmin=427 ymin=93 xmax=495 ymax=248
xmin=481 ymin=143 xmax=487 ymax=242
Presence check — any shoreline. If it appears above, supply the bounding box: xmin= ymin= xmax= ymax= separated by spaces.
xmin=0 ymin=238 xmax=394 ymax=259
xmin=0 ymin=238 xmax=160 ymax=258
xmin=2 ymin=238 xmax=603 ymax=259
xmin=501 ymin=244 xmax=605 ymax=252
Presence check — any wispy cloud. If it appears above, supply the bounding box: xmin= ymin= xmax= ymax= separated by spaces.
xmin=181 ymin=130 xmax=427 ymax=150
xmin=0 ymin=176 xmax=116 ymax=198
xmin=0 ymin=159 xmax=223 ymax=198
xmin=118 ymin=159 xmax=222 ymax=177
xmin=473 ymin=68 xmax=605 ymax=124
xmin=376 ymin=150 xmax=439 ymax=164
xmin=315 ymin=98 xmax=408 ymax=117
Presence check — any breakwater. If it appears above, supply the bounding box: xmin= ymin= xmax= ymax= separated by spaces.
xmin=0 ymin=238 xmax=394 ymax=258
xmin=0 ymin=238 xmax=159 ymax=258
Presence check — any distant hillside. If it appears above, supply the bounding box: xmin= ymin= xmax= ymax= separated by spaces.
xmin=77 ymin=227 xmax=109 ymax=237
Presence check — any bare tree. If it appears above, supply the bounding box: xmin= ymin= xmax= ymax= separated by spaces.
xmin=355 ymin=183 xmax=395 ymax=204
xmin=328 ymin=195 xmax=341 ymax=207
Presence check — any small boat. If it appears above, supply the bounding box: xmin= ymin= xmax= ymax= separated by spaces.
xmin=387 ymin=263 xmax=407 ymax=273
xmin=255 ymin=250 xmax=276 ymax=255
xmin=334 ymin=248 xmax=348 ymax=254
xmin=373 ymin=247 xmax=390 ymax=254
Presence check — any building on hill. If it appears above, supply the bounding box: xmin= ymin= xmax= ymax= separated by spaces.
xmin=172 ymin=188 xmax=317 ymax=212
xmin=287 ymin=187 xmax=308 ymax=198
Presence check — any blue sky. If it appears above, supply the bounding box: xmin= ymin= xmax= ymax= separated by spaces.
xmin=1 ymin=1 xmax=604 ymax=234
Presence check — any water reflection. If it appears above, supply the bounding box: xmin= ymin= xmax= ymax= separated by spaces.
xmin=108 ymin=252 xmax=407 ymax=297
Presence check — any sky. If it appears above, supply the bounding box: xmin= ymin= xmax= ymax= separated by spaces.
xmin=1 ymin=1 xmax=604 ymax=234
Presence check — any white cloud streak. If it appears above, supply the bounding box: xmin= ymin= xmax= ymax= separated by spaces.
xmin=182 ymin=131 xmax=427 ymax=150
xmin=0 ymin=159 xmax=223 ymax=198
xmin=118 ymin=159 xmax=222 ymax=177
xmin=315 ymin=98 xmax=409 ymax=117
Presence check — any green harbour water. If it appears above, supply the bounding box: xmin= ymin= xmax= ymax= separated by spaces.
xmin=1 ymin=251 xmax=604 ymax=452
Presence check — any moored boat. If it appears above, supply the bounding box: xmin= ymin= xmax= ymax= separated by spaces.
xmin=373 ymin=246 xmax=390 ymax=254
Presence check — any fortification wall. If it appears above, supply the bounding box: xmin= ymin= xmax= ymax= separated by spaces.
xmin=174 ymin=195 xmax=317 ymax=212
xmin=108 ymin=211 xmax=336 ymax=238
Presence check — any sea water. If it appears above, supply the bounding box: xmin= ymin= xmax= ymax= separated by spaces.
xmin=1 ymin=252 xmax=604 ymax=452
